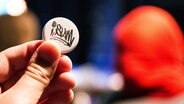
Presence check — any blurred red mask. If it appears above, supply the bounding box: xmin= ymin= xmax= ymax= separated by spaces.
xmin=114 ymin=6 xmax=184 ymax=96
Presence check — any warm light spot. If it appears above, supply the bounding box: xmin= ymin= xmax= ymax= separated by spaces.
xmin=6 ymin=0 xmax=27 ymax=16
xmin=73 ymin=91 xmax=92 ymax=104
xmin=108 ymin=73 xmax=124 ymax=91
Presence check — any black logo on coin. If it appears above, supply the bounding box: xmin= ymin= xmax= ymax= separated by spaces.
xmin=50 ymin=21 xmax=75 ymax=47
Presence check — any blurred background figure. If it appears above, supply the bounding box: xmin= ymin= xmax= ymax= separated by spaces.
xmin=110 ymin=5 xmax=184 ymax=104
xmin=0 ymin=0 xmax=39 ymax=51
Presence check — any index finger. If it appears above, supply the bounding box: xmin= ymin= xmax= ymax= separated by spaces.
xmin=0 ymin=40 xmax=43 ymax=83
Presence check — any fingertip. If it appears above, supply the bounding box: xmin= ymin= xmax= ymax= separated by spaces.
xmin=68 ymin=89 xmax=74 ymax=103
xmin=56 ymin=55 xmax=72 ymax=74
xmin=38 ymin=89 xmax=74 ymax=104
xmin=59 ymin=72 xmax=76 ymax=89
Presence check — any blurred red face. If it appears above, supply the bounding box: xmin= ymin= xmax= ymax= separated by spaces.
xmin=114 ymin=6 xmax=184 ymax=95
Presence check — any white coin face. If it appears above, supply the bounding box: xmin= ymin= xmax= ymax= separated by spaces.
xmin=42 ymin=17 xmax=79 ymax=53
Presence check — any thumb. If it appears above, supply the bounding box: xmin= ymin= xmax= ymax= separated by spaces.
xmin=3 ymin=41 xmax=61 ymax=104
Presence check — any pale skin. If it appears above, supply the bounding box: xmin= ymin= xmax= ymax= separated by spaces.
xmin=0 ymin=40 xmax=76 ymax=104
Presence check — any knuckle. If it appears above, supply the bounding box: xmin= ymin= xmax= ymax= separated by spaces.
xmin=26 ymin=63 xmax=53 ymax=86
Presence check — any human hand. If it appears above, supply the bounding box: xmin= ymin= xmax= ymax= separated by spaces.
xmin=0 ymin=40 xmax=76 ymax=104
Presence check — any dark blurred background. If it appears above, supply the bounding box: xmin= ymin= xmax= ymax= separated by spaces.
xmin=26 ymin=0 xmax=184 ymax=67
xmin=26 ymin=0 xmax=122 ymax=70
xmin=0 ymin=0 xmax=184 ymax=104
